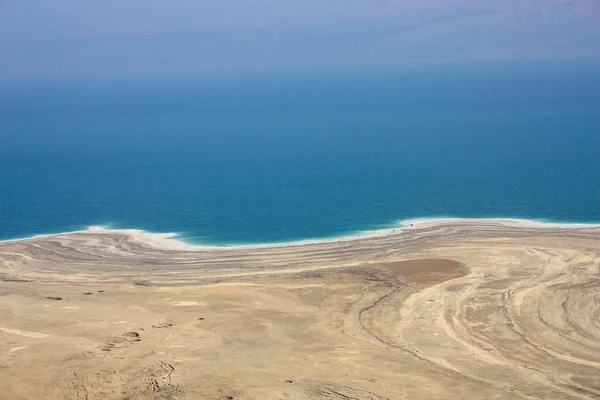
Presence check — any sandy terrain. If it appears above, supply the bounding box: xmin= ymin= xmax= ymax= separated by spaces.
xmin=1 ymin=219 xmax=599 ymax=399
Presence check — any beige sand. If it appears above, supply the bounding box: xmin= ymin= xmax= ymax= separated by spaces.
xmin=1 ymin=219 xmax=599 ymax=399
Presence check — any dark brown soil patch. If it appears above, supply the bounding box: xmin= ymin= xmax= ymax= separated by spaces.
xmin=371 ymin=259 xmax=466 ymax=284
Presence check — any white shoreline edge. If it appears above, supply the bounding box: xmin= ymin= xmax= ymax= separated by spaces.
xmin=1 ymin=218 xmax=599 ymax=251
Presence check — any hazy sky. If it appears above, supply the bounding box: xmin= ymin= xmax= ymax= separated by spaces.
xmin=1 ymin=0 xmax=599 ymax=79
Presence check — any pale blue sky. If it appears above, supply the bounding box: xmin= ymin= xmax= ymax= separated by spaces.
xmin=1 ymin=0 xmax=599 ymax=79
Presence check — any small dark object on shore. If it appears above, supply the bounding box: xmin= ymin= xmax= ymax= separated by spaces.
xmin=83 ymin=292 xmax=93 ymax=295
xmin=98 ymin=290 xmax=104 ymax=293
xmin=285 ymin=380 xmax=294 ymax=384
xmin=45 ymin=296 xmax=62 ymax=301
xmin=198 ymin=317 xmax=205 ymax=320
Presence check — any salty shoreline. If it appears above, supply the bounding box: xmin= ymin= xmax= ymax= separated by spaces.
xmin=1 ymin=217 xmax=598 ymax=286
xmin=2 ymin=217 xmax=599 ymax=252
xmin=1 ymin=216 xmax=599 ymax=399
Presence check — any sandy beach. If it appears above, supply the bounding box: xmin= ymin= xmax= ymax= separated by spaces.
xmin=1 ymin=218 xmax=599 ymax=399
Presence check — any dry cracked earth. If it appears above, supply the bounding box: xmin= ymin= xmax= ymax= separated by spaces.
xmin=0 ymin=220 xmax=599 ymax=399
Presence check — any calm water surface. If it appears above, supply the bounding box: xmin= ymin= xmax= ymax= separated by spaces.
xmin=1 ymin=63 xmax=599 ymax=244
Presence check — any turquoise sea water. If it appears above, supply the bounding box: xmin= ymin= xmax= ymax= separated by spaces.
xmin=1 ymin=63 xmax=599 ymax=244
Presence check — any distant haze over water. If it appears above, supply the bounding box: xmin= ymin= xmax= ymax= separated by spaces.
xmin=1 ymin=63 xmax=599 ymax=244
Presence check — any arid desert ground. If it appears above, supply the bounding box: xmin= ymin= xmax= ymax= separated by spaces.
xmin=1 ymin=219 xmax=599 ymax=400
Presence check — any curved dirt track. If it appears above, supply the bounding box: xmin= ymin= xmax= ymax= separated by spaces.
xmin=0 ymin=220 xmax=599 ymax=399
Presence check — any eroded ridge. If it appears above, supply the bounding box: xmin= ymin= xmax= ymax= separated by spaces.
xmin=0 ymin=220 xmax=599 ymax=399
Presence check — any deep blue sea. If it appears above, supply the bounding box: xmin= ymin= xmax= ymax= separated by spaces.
xmin=1 ymin=63 xmax=599 ymax=244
